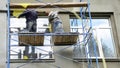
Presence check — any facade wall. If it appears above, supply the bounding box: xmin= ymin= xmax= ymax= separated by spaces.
xmin=0 ymin=12 xmax=7 ymax=68
xmin=0 ymin=0 xmax=7 ymax=10
xmin=0 ymin=0 xmax=7 ymax=68
xmin=0 ymin=0 xmax=120 ymax=68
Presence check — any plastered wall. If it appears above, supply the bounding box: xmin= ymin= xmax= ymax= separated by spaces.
xmin=0 ymin=0 xmax=7 ymax=68
xmin=0 ymin=12 xmax=7 ymax=68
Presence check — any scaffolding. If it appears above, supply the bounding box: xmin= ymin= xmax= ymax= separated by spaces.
xmin=7 ymin=0 xmax=100 ymax=68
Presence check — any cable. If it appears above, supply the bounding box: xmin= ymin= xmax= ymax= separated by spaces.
xmin=87 ymin=0 xmax=100 ymax=68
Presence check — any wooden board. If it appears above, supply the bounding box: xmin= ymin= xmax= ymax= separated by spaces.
xmin=53 ymin=32 xmax=79 ymax=45
xmin=10 ymin=2 xmax=88 ymax=9
xmin=18 ymin=32 xmax=79 ymax=46
xmin=18 ymin=33 xmax=44 ymax=46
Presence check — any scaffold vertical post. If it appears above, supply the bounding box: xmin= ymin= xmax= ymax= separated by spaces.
xmin=7 ymin=0 xmax=11 ymax=68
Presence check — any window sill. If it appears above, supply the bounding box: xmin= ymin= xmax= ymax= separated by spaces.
xmin=73 ymin=58 xmax=120 ymax=62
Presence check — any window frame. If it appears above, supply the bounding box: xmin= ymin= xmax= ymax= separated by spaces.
xmin=70 ymin=13 xmax=119 ymax=60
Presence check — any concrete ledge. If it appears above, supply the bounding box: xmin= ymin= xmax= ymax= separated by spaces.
xmin=9 ymin=59 xmax=55 ymax=63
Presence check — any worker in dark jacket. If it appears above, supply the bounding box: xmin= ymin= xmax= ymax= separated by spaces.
xmin=18 ymin=9 xmax=38 ymax=32
xmin=18 ymin=9 xmax=38 ymax=59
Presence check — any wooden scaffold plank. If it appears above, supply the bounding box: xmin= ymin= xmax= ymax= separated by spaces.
xmin=10 ymin=2 xmax=88 ymax=9
xmin=18 ymin=32 xmax=44 ymax=46
xmin=52 ymin=32 xmax=79 ymax=46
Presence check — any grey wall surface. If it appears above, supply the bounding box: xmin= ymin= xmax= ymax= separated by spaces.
xmin=0 ymin=0 xmax=120 ymax=68
xmin=0 ymin=0 xmax=7 ymax=68
xmin=0 ymin=12 xmax=7 ymax=68
xmin=0 ymin=0 xmax=7 ymax=10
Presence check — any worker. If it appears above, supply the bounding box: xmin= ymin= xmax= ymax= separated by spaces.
xmin=18 ymin=9 xmax=38 ymax=59
xmin=18 ymin=9 xmax=38 ymax=32
xmin=48 ymin=11 xmax=64 ymax=33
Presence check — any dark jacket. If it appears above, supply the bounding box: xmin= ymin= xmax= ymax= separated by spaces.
xmin=18 ymin=9 xmax=38 ymax=32
xmin=18 ymin=9 xmax=38 ymax=22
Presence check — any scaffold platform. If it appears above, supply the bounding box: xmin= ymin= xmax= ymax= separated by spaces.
xmin=18 ymin=32 xmax=79 ymax=46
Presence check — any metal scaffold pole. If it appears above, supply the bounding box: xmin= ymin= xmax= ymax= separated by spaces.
xmin=7 ymin=0 xmax=11 ymax=68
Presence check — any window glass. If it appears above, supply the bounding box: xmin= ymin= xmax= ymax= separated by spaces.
xmin=96 ymin=29 xmax=116 ymax=57
xmin=92 ymin=19 xmax=116 ymax=57
xmin=92 ymin=19 xmax=110 ymax=28
xmin=71 ymin=18 xmax=116 ymax=58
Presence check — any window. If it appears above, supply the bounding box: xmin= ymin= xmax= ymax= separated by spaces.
xmin=10 ymin=18 xmax=54 ymax=62
xmin=70 ymin=18 xmax=116 ymax=59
